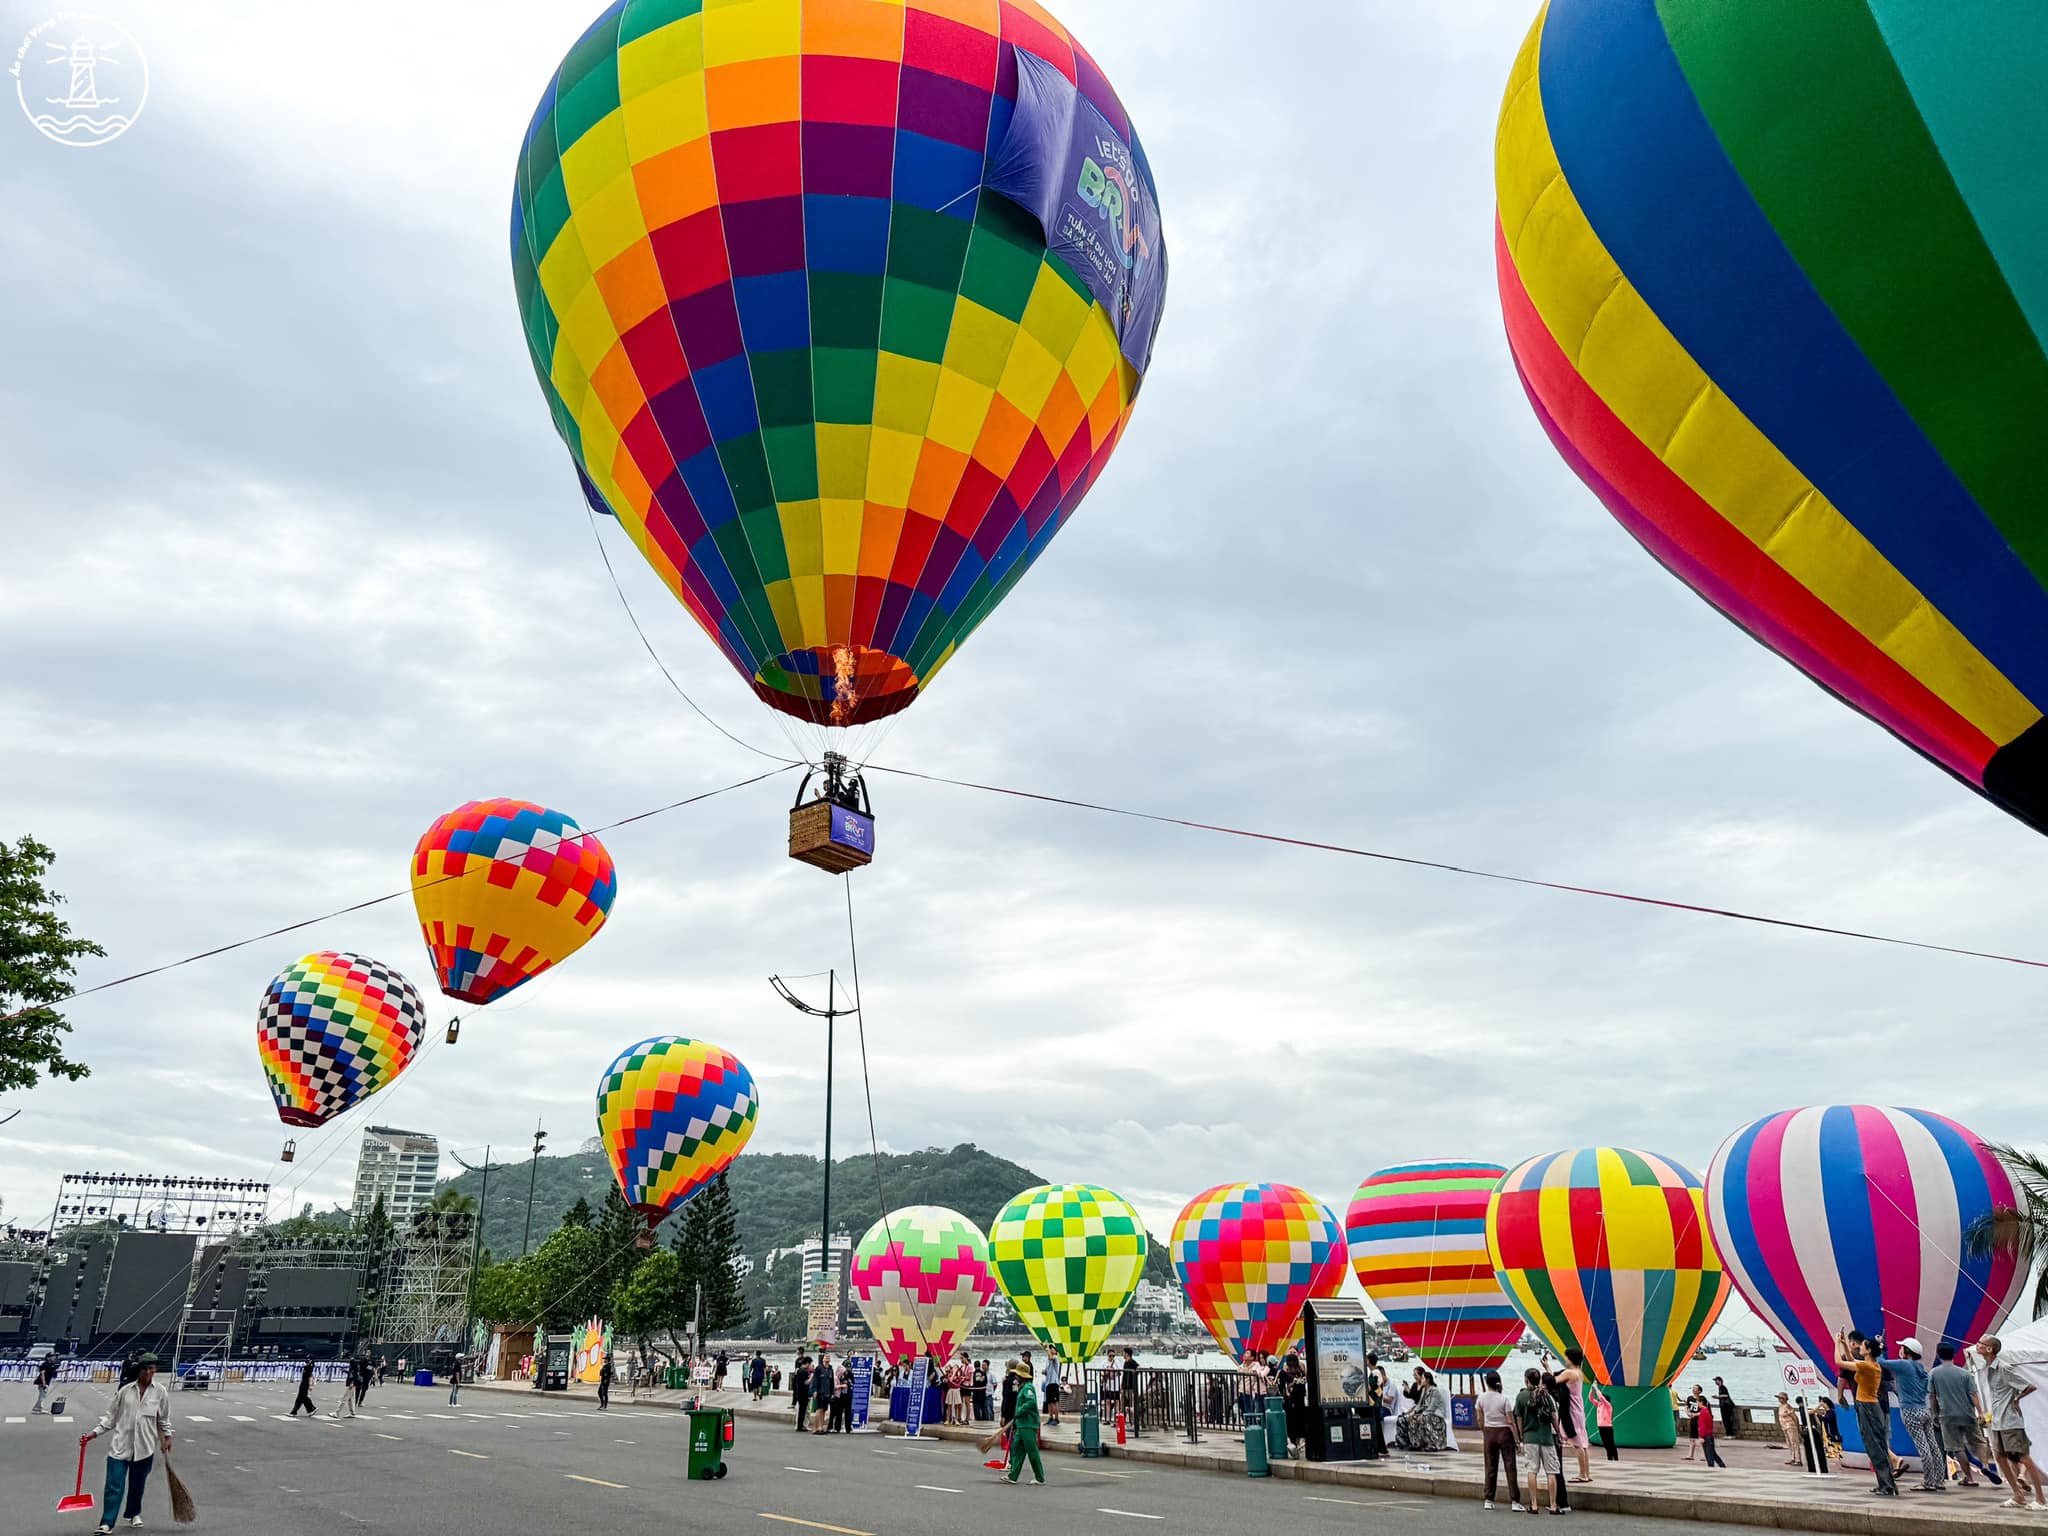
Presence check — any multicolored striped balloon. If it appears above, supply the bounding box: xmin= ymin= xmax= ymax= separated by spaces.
xmin=988 ymin=1183 xmax=1147 ymax=1363
xmin=513 ymin=0 xmax=1167 ymax=732
xmin=1706 ymin=1106 xmax=2026 ymax=1372
xmin=411 ymin=799 xmax=618 ymax=1006
xmin=1170 ymin=1182 xmax=1345 ymax=1363
xmin=1347 ymin=1161 xmax=1521 ymax=1370
xmin=595 ymin=1036 xmax=758 ymax=1225
xmin=257 ymin=952 xmax=425 ymax=1128
xmin=1496 ymin=2 xmax=2048 ymax=834
xmin=849 ymin=1205 xmax=997 ymax=1366
xmin=1485 ymin=1148 xmax=1729 ymax=1391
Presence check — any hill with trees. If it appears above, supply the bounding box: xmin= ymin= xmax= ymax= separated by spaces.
xmin=439 ymin=1141 xmax=1175 ymax=1293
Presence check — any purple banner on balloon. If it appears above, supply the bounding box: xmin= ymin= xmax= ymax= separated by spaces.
xmin=986 ymin=49 xmax=1168 ymax=377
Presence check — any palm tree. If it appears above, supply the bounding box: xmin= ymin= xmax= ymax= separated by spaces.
xmin=1965 ymin=1142 xmax=2048 ymax=1320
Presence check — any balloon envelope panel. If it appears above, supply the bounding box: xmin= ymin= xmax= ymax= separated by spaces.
xmin=849 ymin=1204 xmax=997 ymax=1366
xmin=257 ymin=951 xmax=425 ymax=1128
xmin=411 ymin=798 xmax=618 ymax=1005
xmin=989 ymin=1182 xmax=1147 ymax=1363
xmin=1170 ymin=1182 xmax=1345 ymax=1362
xmin=1495 ymin=0 xmax=2048 ymax=833
xmin=1486 ymin=1147 xmax=1728 ymax=1389
xmin=513 ymin=0 xmax=1168 ymax=728
xmin=1706 ymin=1105 xmax=2026 ymax=1375
xmin=1348 ymin=1161 xmax=1521 ymax=1370
xmin=596 ymin=1036 xmax=758 ymax=1220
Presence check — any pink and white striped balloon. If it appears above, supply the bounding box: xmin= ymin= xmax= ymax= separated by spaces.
xmin=1705 ymin=1105 xmax=2026 ymax=1371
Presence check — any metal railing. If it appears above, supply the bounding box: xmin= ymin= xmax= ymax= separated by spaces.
xmin=1079 ymin=1366 xmax=1265 ymax=1444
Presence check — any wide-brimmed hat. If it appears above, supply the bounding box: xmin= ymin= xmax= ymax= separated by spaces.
xmin=1007 ymin=1360 xmax=1031 ymax=1380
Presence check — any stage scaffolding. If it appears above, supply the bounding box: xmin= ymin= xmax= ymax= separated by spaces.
xmin=381 ymin=1206 xmax=475 ymax=1349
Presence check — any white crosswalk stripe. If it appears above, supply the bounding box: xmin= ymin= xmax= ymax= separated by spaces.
xmin=188 ymin=1415 xmax=212 ymax=1422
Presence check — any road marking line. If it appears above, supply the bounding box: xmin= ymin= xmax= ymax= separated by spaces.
xmin=4 ymin=1415 xmax=23 ymax=1423
xmin=230 ymin=1415 xmax=255 ymax=1422
xmin=758 ymin=1517 xmax=873 ymax=1536
xmin=782 ymin=1465 xmax=821 ymax=1473
xmin=871 ymin=1449 xmax=898 ymax=1456
xmin=271 ymin=1415 xmax=296 ymax=1422
xmin=448 ymin=1448 xmax=489 ymax=1459
xmin=1096 ymin=1510 xmax=1163 ymax=1521
xmin=187 ymin=1415 xmax=212 ymax=1422
xmin=565 ymin=1474 xmax=628 ymax=1488
xmin=613 ymin=1439 xmax=636 ymax=1444
xmin=376 ymin=1433 xmax=402 ymax=1441
xmin=462 ymin=1413 xmax=493 ymax=1419
xmin=915 ymin=1484 xmax=962 ymax=1494
xmin=1076 ymin=1468 xmax=1133 ymax=1477
xmin=427 ymin=1412 xmax=458 ymax=1419
xmin=385 ymin=1413 xmax=417 ymax=1420
xmin=497 ymin=1412 xmax=530 ymax=1418
xmin=279 ymin=1485 xmax=300 ymax=1493
xmin=1303 ymin=1496 xmax=1431 ymax=1508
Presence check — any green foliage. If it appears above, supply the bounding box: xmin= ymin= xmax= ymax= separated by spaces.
xmin=670 ymin=1173 xmax=746 ymax=1338
xmin=0 ymin=836 xmax=105 ymax=1092
xmin=1966 ymin=1142 xmax=2048 ymax=1319
xmin=609 ymin=1247 xmax=681 ymax=1354
xmin=471 ymin=1256 xmax=536 ymax=1327
xmin=523 ymin=1221 xmax=608 ymax=1331
xmin=561 ymin=1196 xmax=595 ymax=1229
xmin=355 ymin=1195 xmax=397 ymax=1339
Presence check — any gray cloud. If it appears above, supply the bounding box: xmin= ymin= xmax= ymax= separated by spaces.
xmin=3 ymin=3 xmax=2042 ymax=1345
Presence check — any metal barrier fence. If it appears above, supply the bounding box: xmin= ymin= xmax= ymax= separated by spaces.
xmin=1078 ymin=1366 xmax=1263 ymax=1445
xmin=0 ymin=1359 xmax=352 ymax=1384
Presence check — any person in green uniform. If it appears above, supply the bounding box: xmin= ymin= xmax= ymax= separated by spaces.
xmin=1004 ymin=1361 xmax=1045 ymax=1485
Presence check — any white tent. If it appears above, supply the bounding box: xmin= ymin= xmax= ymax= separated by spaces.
xmin=1988 ymin=1314 xmax=2048 ymax=1450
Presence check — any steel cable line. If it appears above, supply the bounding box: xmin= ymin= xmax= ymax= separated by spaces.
xmin=864 ymin=764 xmax=2048 ymax=972
xmin=1 ymin=765 xmax=799 ymax=1024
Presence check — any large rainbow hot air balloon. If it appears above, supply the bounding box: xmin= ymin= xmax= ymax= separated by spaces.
xmin=257 ymin=952 xmax=426 ymax=1128
xmin=988 ymin=1183 xmax=1147 ymax=1363
xmin=848 ymin=1205 xmax=997 ymax=1366
xmin=1486 ymin=1148 xmax=1730 ymax=1447
xmin=1170 ymin=1183 xmax=1344 ymax=1363
xmin=411 ymin=799 xmax=617 ymax=1007
xmin=595 ymin=1036 xmax=758 ymax=1234
xmin=1347 ymin=1161 xmax=1521 ymax=1371
xmin=1496 ymin=2 xmax=2048 ymax=835
xmin=511 ymin=0 xmax=1167 ymax=746
xmin=1707 ymin=1105 xmax=2027 ymax=1458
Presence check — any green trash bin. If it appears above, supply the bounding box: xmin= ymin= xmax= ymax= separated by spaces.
xmin=1244 ymin=1415 xmax=1270 ymax=1477
xmin=1079 ymin=1398 xmax=1102 ymax=1458
xmin=666 ymin=1366 xmax=686 ymax=1390
xmin=687 ymin=1407 xmax=731 ymax=1479
xmin=1264 ymin=1394 xmax=1291 ymax=1462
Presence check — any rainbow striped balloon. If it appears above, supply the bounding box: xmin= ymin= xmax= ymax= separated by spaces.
xmin=1170 ymin=1182 xmax=1345 ymax=1363
xmin=1497 ymin=2 xmax=2048 ymax=834
xmin=1706 ymin=1106 xmax=2026 ymax=1373
xmin=1485 ymin=1148 xmax=1729 ymax=1391
xmin=513 ymin=0 xmax=1166 ymax=732
xmin=849 ymin=1205 xmax=997 ymax=1366
xmin=1346 ymin=1161 xmax=1520 ymax=1370
xmin=411 ymin=799 xmax=618 ymax=1006
xmin=595 ymin=1036 xmax=758 ymax=1224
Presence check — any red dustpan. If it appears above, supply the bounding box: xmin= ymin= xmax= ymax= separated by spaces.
xmin=58 ymin=1438 xmax=96 ymax=1513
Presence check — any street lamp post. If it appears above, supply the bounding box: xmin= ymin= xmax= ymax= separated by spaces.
xmin=769 ymin=970 xmax=854 ymax=1339
xmin=521 ymin=1121 xmax=547 ymax=1258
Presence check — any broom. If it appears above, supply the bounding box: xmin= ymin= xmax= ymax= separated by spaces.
xmin=163 ymin=1450 xmax=196 ymax=1525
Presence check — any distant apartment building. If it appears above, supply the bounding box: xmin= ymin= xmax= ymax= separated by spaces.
xmin=798 ymin=1231 xmax=854 ymax=1305
xmin=350 ymin=1126 xmax=440 ymax=1228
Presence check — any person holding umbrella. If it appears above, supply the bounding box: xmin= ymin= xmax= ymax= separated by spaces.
xmin=83 ymin=1352 xmax=172 ymax=1532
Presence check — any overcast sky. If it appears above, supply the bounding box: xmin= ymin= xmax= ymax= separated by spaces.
xmin=4 ymin=2 xmax=2044 ymax=1337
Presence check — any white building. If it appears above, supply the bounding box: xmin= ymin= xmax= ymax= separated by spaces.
xmin=350 ymin=1125 xmax=440 ymax=1228
xmin=763 ymin=1243 xmax=806 ymax=1275
xmin=798 ymin=1231 xmax=853 ymax=1305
